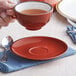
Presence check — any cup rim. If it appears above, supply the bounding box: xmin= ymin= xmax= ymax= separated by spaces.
xmin=14 ymin=1 xmax=53 ymax=15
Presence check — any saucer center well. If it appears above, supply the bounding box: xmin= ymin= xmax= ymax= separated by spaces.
xmin=28 ymin=46 xmax=48 ymax=56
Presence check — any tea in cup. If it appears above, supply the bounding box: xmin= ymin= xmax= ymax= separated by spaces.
xmin=14 ymin=1 xmax=53 ymax=30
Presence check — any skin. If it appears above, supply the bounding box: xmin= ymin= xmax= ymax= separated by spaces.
xmin=0 ymin=0 xmax=16 ymax=28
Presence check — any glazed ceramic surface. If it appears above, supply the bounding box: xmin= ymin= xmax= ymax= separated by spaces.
xmin=56 ymin=0 xmax=76 ymax=22
xmin=14 ymin=1 xmax=53 ymax=30
xmin=11 ymin=36 xmax=68 ymax=60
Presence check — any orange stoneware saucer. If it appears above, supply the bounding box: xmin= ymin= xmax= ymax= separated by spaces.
xmin=11 ymin=36 xmax=68 ymax=60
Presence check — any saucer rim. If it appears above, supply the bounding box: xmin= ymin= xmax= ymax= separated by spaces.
xmin=67 ymin=19 xmax=76 ymax=26
xmin=56 ymin=1 xmax=76 ymax=22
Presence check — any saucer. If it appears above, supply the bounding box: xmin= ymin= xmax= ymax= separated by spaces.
xmin=56 ymin=0 xmax=76 ymax=22
xmin=11 ymin=36 xmax=68 ymax=60
xmin=67 ymin=19 xmax=76 ymax=26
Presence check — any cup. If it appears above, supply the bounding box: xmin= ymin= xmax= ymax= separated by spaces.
xmin=14 ymin=1 xmax=53 ymax=30
xmin=20 ymin=0 xmax=61 ymax=7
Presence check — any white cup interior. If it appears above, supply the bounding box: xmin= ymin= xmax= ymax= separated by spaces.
xmin=15 ymin=1 xmax=52 ymax=15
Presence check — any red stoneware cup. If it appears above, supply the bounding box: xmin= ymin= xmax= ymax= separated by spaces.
xmin=20 ymin=0 xmax=61 ymax=7
xmin=14 ymin=1 xmax=53 ymax=30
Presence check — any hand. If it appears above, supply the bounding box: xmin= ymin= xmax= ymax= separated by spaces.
xmin=0 ymin=0 xmax=16 ymax=28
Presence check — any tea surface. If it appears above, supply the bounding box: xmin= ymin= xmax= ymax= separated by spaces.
xmin=21 ymin=9 xmax=47 ymax=14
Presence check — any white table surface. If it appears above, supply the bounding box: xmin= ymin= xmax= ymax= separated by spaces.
xmin=0 ymin=12 xmax=76 ymax=76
